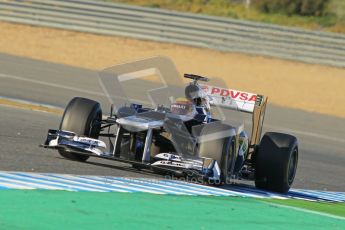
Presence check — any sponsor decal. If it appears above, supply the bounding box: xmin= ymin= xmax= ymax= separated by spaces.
xmin=171 ymin=104 xmax=187 ymax=109
xmin=204 ymin=86 xmax=257 ymax=102
xmin=200 ymin=85 xmax=259 ymax=113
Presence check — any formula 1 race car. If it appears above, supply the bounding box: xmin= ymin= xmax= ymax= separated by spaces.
xmin=41 ymin=57 xmax=298 ymax=193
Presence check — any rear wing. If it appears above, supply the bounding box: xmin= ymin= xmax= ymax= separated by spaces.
xmin=200 ymin=84 xmax=264 ymax=113
xmin=201 ymin=84 xmax=268 ymax=147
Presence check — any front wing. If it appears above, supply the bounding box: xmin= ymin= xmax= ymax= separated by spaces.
xmin=41 ymin=129 xmax=221 ymax=183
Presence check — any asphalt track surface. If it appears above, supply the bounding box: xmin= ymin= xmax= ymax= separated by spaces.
xmin=0 ymin=53 xmax=344 ymax=191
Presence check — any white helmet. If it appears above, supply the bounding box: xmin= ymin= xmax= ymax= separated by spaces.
xmin=185 ymin=84 xmax=210 ymax=111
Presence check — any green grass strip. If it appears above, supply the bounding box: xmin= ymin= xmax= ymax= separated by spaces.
xmin=266 ymin=199 xmax=345 ymax=218
xmin=0 ymin=190 xmax=344 ymax=230
xmin=110 ymin=0 xmax=345 ymax=33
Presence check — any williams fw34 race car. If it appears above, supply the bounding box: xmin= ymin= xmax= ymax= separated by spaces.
xmin=41 ymin=57 xmax=298 ymax=193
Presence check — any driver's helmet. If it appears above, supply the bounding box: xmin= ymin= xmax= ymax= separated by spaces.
xmin=185 ymin=84 xmax=210 ymax=111
xmin=170 ymin=98 xmax=196 ymax=116
xmin=185 ymin=84 xmax=206 ymax=100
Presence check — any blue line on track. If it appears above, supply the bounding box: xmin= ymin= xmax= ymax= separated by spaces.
xmin=0 ymin=171 xmax=343 ymax=202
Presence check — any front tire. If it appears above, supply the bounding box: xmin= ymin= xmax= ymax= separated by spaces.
xmin=58 ymin=97 xmax=102 ymax=161
xmin=255 ymin=132 xmax=298 ymax=193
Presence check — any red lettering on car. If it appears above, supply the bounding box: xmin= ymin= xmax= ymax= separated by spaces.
xmin=249 ymin=95 xmax=257 ymax=101
xmin=211 ymin=87 xmax=220 ymax=94
xmin=240 ymin=93 xmax=248 ymax=101
xmin=220 ymin=89 xmax=229 ymax=97
xmin=230 ymin=91 xmax=240 ymax=99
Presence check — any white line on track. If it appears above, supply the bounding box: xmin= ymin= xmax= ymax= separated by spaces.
xmin=0 ymin=181 xmax=35 ymax=190
xmin=43 ymin=174 xmax=166 ymax=194
xmin=121 ymin=178 xmax=241 ymax=196
xmin=265 ymin=124 xmax=345 ymax=144
xmin=0 ymin=73 xmax=105 ymax=97
xmin=0 ymin=172 xmax=108 ymax=192
xmin=0 ymin=176 xmax=72 ymax=191
xmin=0 ymin=95 xmax=64 ymax=111
xmin=14 ymin=173 xmax=131 ymax=193
xmin=58 ymin=174 xmax=191 ymax=195
xmin=77 ymin=176 xmax=206 ymax=195
xmin=158 ymin=179 xmax=263 ymax=197
xmin=262 ymin=201 xmax=345 ymax=221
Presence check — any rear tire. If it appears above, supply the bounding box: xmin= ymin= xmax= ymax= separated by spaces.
xmin=58 ymin=97 xmax=102 ymax=161
xmin=255 ymin=132 xmax=298 ymax=193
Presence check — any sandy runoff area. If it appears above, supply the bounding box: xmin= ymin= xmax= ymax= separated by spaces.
xmin=1 ymin=22 xmax=345 ymax=118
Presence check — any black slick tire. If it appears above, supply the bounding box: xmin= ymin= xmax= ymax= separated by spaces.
xmin=58 ymin=97 xmax=102 ymax=162
xmin=255 ymin=132 xmax=298 ymax=193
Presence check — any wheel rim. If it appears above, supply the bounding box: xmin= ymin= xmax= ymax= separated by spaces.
xmin=223 ymin=138 xmax=235 ymax=184
xmin=89 ymin=111 xmax=102 ymax=138
xmin=288 ymin=148 xmax=298 ymax=185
